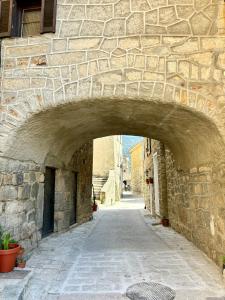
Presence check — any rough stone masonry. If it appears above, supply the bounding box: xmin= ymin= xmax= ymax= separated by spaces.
xmin=1 ymin=0 xmax=225 ymax=266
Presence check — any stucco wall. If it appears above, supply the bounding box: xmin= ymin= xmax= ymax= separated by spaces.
xmin=130 ymin=141 xmax=144 ymax=195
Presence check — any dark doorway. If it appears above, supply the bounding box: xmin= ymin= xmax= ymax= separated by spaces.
xmin=42 ymin=167 xmax=56 ymax=238
xmin=70 ymin=172 xmax=78 ymax=225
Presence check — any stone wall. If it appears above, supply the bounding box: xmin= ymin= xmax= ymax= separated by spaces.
xmin=0 ymin=142 xmax=93 ymax=251
xmin=71 ymin=142 xmax=93 ymax=224
xmin=143 ymin=139 xmax=168 ymax=218
xmin=165 ymin=148 xmax=225 ymax=265
xmin=0 ymin=157 xmax=44 ymax=250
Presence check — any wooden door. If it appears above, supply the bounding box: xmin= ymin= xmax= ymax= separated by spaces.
xmin=42 ymin=167 xmax=55 ymax=237
xmin=70 ymin=172 xmax=78 ymax=225
xmin=153 ymin=153 xmax=160 ymax=215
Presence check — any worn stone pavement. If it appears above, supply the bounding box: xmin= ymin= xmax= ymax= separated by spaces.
xmin=23 ymin=193 xmax=225 ymax=300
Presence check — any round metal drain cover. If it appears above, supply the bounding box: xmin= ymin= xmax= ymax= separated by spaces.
xmin=126 ymin=282 xmax=176 ymax=300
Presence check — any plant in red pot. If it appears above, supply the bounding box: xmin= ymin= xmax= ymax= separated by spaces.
xmin=17 ymin=257 xmax=26 ymax=269
xmin=93 ymin=200 xmax=98 ymax=212
xmin=0 ymin=232 xmax=20 ymax=273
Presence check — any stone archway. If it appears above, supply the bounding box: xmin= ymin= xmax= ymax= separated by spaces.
xmin=1 ymin=0 xmax=225 ymax=266
xmin=0 ymin=95 xmax=225 ymax=265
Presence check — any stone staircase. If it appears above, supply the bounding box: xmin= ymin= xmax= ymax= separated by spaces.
xmin=92 ymin=176 xmax=108 ymax=200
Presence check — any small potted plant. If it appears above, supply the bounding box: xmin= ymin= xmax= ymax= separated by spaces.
xmin=9 ymin=239 xmax=18 ymax=249
xmin=222 ymin=256 xmax=225 ymax=272
xmin=161 ymin=217 xmax=170 ymax=227
xmin=17 ymin=257 xmax=26 ymax=268
xmin=0 ymin=232 xmax=20 ymax=273
xmin=93 ymin=199 xmax=98 ymax=212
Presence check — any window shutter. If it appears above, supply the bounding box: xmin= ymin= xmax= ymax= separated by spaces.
xmin=0 ymin=0 xmax=13 ymax=37
xmin=41 ymin=0 xmax=56 ymax=34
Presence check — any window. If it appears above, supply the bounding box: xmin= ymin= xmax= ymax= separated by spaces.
xmin=21 ymin=1 xmax=41 ymax=37
xmin=0 ymin=0 xmax=57 ymax=38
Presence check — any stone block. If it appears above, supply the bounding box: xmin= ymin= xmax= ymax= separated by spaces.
xmin=172 ymin=38 xmax=199 ymax=53
xmin=18 ymin=184 xmax=31 ymax=200
xmin=80 ymin=21 xmax=104 ymax=36
xmin=5 ymin=44 xmax=49 ymax=57
xmin=68 ymin=38 xmax=102 ymax=50
xmin=146 ymin=56 xmax=158 ymax=71
xmin=146 ymin=25 xmax=166 ymax=34
xmin=127 ymin=13 xmax=144 ymax=35
xmin=177 ymin=5 xmax=194 ymax=19
xmin=104 ymin=19 xmax=125 ymax=37
xmin=189 ymin=52 xmax=212 ymax=66
xmin=114 ymin=0 xmax=130 ymax=17
xmin=95 ymin=70 xmax=122 ymax=84
xmin=65 ymin=82 xmax=78 ymax=99
xmin=101 ymin=38 xmax=117 ymax=51
xmin=3 ymin=78 xmax=30 ymax=90
xmin=139 ymin=82 xmax=154 ymax=96
xmin=0 ymin=186 xmax=18 ymax=201
xmin=30 ymin=55 xmax=47 ymax=67
xmin=159 ymin=6 xmax=177 ymax=25
xmin=60 ymin=21 xmax=81 ymax=37
xmin=168 ymin=20 xmax=191 ymax=34
xmin=145 ymin=10 xmax=158 ymax=24
xmin=70 ymin=5 xmax=86 ymax=19
xmin=143 ymin=72 xmax=164 ymax=81
xmin=190 ymin=13 xmax=211 ymax=35
xmin=118 ymin=37 xmax=140 ymax=49
xmin=52 ymin=39 xmax=67 ymax=52
xmin=194 ymin=0 xmax=210 ymax=11
xmin=141 ymin=36 xmax=160 ymax=48
xmin=124 ymin=69 xmax=142 ymax=81
xmin=57 ymin=4 xmax=72 ymax=19
xmin=111 ymin=56 xmax=127 ymax=69
xmin=98 ymin=59 xmax=110 ymax=72
xmin=131 ymin=0 xmax=150 ymax=11
xmin=87 ymin=5 xmax=113 ymax=20
xmin=126 ymin=83 xmax=139 ymax=96
xmin=217 ymin=53 xmax=225 ymax=69
xmin=134 ymin=55 xmax=145 ymax=69
xmin=48 ymin=52 xmax=86 ymax=66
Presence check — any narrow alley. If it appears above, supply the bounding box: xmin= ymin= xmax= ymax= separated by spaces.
xmin=22 ymin=193 xmax=225 ymax=300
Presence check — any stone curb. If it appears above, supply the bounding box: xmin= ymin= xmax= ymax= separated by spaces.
xmin=1 ymin=268 xmax=33 ymax=300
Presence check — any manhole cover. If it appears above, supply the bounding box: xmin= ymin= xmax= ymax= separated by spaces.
xmin=126 ymin=282 xmax=176 ymax=300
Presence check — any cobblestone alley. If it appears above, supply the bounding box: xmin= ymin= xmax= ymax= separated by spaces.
xmin=23 ymin=194 xmax=225 ymax=300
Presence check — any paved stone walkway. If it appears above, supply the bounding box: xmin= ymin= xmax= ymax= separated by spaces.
xmin=24 ymin=193 xmax=225 ymax=300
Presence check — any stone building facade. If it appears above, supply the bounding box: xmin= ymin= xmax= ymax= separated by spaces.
xmin=130 ymin=141 xmax=144 ymax=195
xmin=0 ymin=0 xmax=225 ymax=266
xmin=92 ymin=135 xmax=123 ymax=204
xmin=0 ymin=142 xmax=93 ymax=251
xmin=143 ymin=139 xmax=168 ymax=218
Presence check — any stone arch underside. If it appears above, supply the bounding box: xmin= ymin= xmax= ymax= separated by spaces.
xmin=3 ymin=97 xmax=224 ymax=170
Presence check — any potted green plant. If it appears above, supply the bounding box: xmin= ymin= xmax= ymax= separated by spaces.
xmin=17 ymin=257 xmax=26 ymax=268
xmin=161 ymin=217 xmax=170 ymax=227
xmin=222 ymin=256 xmax=225 ymax=272
xmin=9 ymin=239 xmax=18 ymax=249
xmin=0 ymin=232 xmax=20 ymax=273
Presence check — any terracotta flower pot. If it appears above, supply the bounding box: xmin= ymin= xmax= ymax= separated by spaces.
xmin=8 ymin=243 xmax=18 ymax=249
xmin=93 ymin=203 xmax=98 ymax=212
xmin=161 ymin=218 xmax=170 ymax=227
xmin=0 ymin=245 xmax=20 ymax=273
xmin=17 ymin=261 xmax=26 ymax=268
